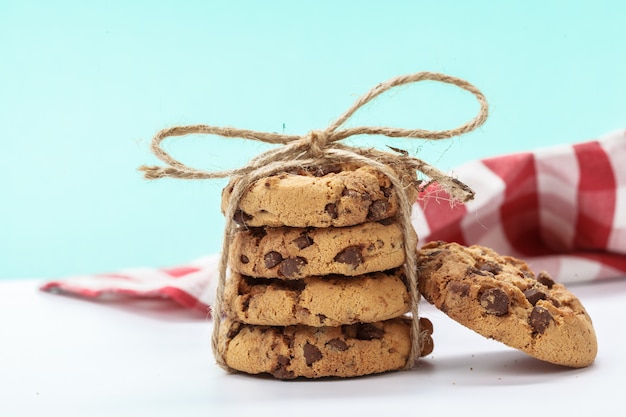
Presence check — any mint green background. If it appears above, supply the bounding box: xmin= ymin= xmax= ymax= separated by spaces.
xmin=2 ymin=0 xmax=625 ymax=279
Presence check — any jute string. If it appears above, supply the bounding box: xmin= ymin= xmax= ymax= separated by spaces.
xmin=139 ymin=71 xmax=488 ymax=372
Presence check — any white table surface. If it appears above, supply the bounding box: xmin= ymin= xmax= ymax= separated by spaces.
xmin=1 ymin=277 xmax=623 ymax=417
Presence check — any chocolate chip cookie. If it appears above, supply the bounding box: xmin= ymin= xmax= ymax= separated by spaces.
xmin=229 ymin=220 xmax=411 ymax=278
xmin=417 ymin=241 xmax=597 ymax=368
xmin=217 ymin=316 xmax=434 ymax=379
xmin=224 ymin=269 xmax=410 ymax=327
xmin=222 ymin=163 xmax=418 ymax=228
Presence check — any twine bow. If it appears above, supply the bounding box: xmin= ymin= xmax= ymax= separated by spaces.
xmin=139 ymin=71 xmax=488 ymax=373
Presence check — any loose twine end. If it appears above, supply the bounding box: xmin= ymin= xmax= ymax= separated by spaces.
xmin=140 ymin=71 xmax=488 ymax=373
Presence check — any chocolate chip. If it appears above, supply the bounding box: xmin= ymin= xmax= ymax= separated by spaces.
xmin=536 ymin=271 xmax=555 ymax=288
xmin=524 ymin=288 xmax=547 ymax=306
xmin=530 ymin=306 xmax=553 ymax=334
xmin=303 ymin=342 xmax=322 ymax=366
xmin=356 ymin=323 xmax=384 ymax=340
xmin=448 ymin=281 xmax=470 ymax=297
xmin=293 ymin=234 xmax=313 ymax=249
xmin=334 ymin=246 xmax=363 ymax=267
xmin=272 ymin=355 xmax=295 ymax=379
xmin=326 ymin=338 xmax=348 ymax=351
xmin=479 ymin=288 xmax=509 ymax=316
xmin=278 ymin=257 xmax=307 ymax=278
xmin=264 ymin=251 xmax=283 ymax=269
xmin=367 ymin=200 xmax=390 ymax=221
xmin=467 ymin=266 xmax=487 ymax=276
xmin=478 ymin=261 xmax=502 ymax=275
xmin=240 ymin=254 xmax=249 ymax=264
xmin=325 ymin=203 xmax=338 ymax=219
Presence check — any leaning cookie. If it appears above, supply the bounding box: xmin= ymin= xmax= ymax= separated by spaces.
xmin=229 ymin=220 xmax=411 ymax=278
xmin=217 ymin=316 xmax=434 ymax=379
xmin=417 ymin=241 xmax=597 ymax=368
xmin=222 ymin=163 xmax=418 ymax=228
xmin=223 ymin=269 xmax=410 ymax=327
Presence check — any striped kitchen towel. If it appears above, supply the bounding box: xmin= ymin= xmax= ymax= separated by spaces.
xmin=413 ymin=128 xmax=626 ymax=284
xmin=40 ymin=129 xmax=626 ymax=312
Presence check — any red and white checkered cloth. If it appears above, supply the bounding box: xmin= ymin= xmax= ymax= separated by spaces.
xmin=40 ymin=129 xmax=626 ymax=313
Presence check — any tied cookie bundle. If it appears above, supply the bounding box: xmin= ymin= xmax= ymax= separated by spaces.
xmin=140 ymin=72 xmax=486 ymax=378
xmin=140 ymin=71 xmax=597 ymax=378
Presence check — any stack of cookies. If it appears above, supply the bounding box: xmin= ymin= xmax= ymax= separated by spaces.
xmin=215 ymin=163 xmax=433 ymax=379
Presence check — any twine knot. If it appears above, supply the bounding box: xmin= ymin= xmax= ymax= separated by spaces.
xmin=304 ymin=130 xmax=330 ymax=158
